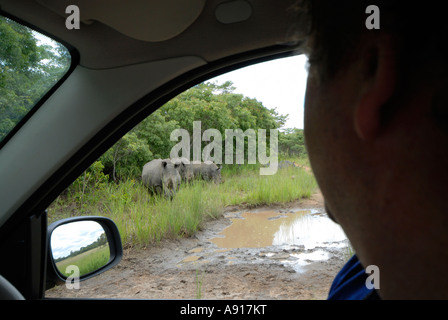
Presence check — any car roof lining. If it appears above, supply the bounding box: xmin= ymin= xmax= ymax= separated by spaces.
xmin=0 ymin=0 xmax=308 ymax=69
xmin=37 ymin=0 xmax=207 ymax=42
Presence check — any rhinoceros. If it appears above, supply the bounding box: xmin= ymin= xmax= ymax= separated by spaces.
xmin=278 ymin=160 xmax=294 ymax=169
xmin=278 ymin=160 xmax=301 ymax=169
xmin=142 ymin=159 xmax=181 ymax=198
xmin=171 ymin=157 xmax=194 ymax=183
xmin=192 ymin=161 xmax=221 ymax=183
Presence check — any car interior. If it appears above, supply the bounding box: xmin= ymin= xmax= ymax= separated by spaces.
xmin=0 ymin=0 xmax=309 ymax=299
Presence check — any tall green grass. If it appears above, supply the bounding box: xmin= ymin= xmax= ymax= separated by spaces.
xmin=219 ymin=163 xmax=316 ymax=206
xmin=48 ymin=160 xmax=317 ymax=248
xmin=244 ymin=167 xmax=316 ymax=205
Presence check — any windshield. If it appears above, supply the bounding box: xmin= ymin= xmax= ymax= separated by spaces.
xmin=0 ymin=15 xmax=71 ymax=144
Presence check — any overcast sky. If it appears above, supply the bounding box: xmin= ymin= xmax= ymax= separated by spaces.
xmin=209 ymin=55 xmax=309 ymax=130
xmin=51 ymin=221 xmax=106 ymax=259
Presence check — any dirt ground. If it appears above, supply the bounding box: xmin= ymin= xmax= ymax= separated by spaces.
xmin=45 ymin=191 xmax=349 ymax=300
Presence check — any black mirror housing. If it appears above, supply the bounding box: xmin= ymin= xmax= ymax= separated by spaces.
xmin=45 ymin=216 xmax=122 ymax=290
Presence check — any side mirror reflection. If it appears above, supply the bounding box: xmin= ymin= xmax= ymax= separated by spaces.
xmin=50 ymin=220 xmax=111 ymax=278
xmin=46 ymin=216 xmax=122 ymax=289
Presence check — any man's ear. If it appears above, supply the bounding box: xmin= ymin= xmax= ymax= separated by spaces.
xmin=354 ymin=35 xmax=397 ymax=141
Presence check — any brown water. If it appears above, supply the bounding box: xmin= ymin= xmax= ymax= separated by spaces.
xmin=210 ymin=209 xmax=347 ymax=250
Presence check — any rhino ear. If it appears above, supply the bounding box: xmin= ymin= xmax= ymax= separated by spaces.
xmin=161 ymin=160 xmax=168 ymax=168
xmin=216 ymin=165 xmax=221 ymax=171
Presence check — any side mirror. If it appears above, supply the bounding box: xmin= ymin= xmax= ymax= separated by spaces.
xmin=46 ymin=216 xmax=122 ymax=289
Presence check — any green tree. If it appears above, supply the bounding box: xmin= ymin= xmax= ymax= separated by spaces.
xmin=136 ymin=109 xmax=180 ymax=159
xmin=100 ymin=131 xmax=152 ymax=181
xmin=158 ymin=81 xmax=285 ymax=162
xmin=0 ymin=16 xmax=70 ymax=141
xmin=278 ymin=128 xmax=306 ymax=157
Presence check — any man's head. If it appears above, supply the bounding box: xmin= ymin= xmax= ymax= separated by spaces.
xmin=302 ymin=0 xmax=448 ymax=299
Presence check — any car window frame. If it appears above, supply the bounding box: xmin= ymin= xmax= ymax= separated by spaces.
xmin=1 ymin=45 xmax=302 ymax=238
xmin=0 ymin=37 xmax=302 ymax=299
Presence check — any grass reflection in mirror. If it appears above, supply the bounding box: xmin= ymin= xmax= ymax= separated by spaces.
xmin=55 ymin=244 xmax=110 ymax=277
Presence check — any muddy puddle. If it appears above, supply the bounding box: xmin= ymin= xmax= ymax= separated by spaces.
xmin=207 ymin=209 xmax=349 ymax=273
xmin=210 ymin=209 xmax=347 ymax=249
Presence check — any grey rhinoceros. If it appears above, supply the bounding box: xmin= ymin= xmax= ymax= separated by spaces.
xmin=278 ymin=160 xmax=294 ymax=169
xmin=142 ymin=159 xmax=181 ymax=198
xmin=280 ymin=160 xmax=302 ymax=169
xmin=171 ymin=157 xmax=194 ymax=183
xmin=192 ymin=161 xmax=221 ymax=183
